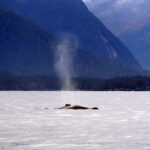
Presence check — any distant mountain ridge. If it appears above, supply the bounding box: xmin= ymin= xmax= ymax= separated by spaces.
xmin=1 ymin=0 xmax=140 ymax=68
xmin=0 ymin=9 xmax=56 ymax=75
xmin=0 ymin=8 xmax=148 ymax=79
xmin=84 ymin=0 xmax=150 ymax=69
xmin=120 ymin=19 xmax=150 ymax=69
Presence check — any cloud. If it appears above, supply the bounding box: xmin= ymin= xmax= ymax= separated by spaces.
xmin=83 ymin=0 xmax=107 ymax=4
xmin=83 ymin=0 xmax=109 ymax=9
xmin=115 ymin=0 xmax=145 ymax=5
xmin=83 ymin=0 xmax=147 ymax=6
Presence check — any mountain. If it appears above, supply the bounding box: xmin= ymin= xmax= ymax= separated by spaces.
xmin=0 ymin=9 xmax=56 ymax=75
xmin=0 ymin=1 xmax=5 ymax=9
xmin=120 ymin=19 xmax=150 ymax=69
xmin=1 ymin=0 xmax=140 ymax=68
xmin=0 ymin=9 xmax=147 ymax=79
xmin=84 ymin=0 xmax=150 ymax=69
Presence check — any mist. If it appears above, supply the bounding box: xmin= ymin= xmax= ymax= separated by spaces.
xmin=55 ymin=33 xmax=78 ymax=91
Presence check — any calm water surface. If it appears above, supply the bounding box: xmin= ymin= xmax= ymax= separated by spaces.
xmin=0 ymin=91 xmax=150 ymax=150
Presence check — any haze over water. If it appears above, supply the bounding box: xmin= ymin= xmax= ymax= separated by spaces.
xmin=0 ymin=91 xmax=150 ymax=150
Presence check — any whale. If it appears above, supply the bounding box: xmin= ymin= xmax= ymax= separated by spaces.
xmin=58 ymin=104 xmax=99 ymax=110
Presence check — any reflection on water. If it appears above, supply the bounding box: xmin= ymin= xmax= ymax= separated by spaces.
xmin=0 ymin=92 xmax=150 ymax=150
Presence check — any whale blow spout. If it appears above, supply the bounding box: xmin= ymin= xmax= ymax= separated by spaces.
xmin=58 ymin=104 xmax=99 ymax=110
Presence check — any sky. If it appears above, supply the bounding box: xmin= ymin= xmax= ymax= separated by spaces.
xmin=83 ymin=0 xmax=146 ymax=4
xmin=83 ymin=0 xmax=148 ymax=8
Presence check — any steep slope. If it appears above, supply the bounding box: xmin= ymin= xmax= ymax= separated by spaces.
xmin=120 ymin=19 xmax=150 ymax=69
xmin=0 ymin=9 xmax=56 ymax=75
xmin=84 ymin=0 xmax=150 ymax=69
xmin=1 ymin=0 xmax=140 ymax=68
xmin=0 ymin=9 xmax=146 ymax=78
